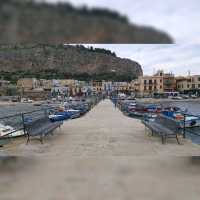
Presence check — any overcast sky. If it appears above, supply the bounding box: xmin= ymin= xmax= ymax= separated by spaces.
xmin=43 ymin=0 xmax=200 ymax=43
xmin=83 ymin=44 xmax=200 ymax=76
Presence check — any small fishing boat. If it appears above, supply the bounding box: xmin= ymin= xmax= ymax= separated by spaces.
xmin=49 ymin=111 xmax=71 ymax=122
xmin=181 ymin=115 xmax=200 ymax=128
xmin=66 ymin=109 xmax=81 ymax=119
xmin=49 ymin=114 xmax=68 ymax=122
xmin=162 ymin=108 xmax=200 ymax=128
xmin=49 ymin=108 xmax=81 ymax=122
xmin=127 ymin=103 xmax=161 ymax=118
xmin=0 ymin=123 xmax=25 ymax=138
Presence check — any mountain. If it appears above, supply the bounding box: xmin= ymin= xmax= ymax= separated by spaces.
xmin=0 ymin=0 xmax=173 ymax=43
xmin=0 ymin=44 xmax=143 ymax=82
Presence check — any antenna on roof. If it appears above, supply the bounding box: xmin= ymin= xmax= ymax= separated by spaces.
xmin=188 ymin=70 xmax=191 ymax=76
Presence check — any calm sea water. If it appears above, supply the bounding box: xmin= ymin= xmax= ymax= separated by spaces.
xmin=0 ymin=104 xmax=41 ymax=118
xmin=160 ymin=100 xmax=200 ymax=115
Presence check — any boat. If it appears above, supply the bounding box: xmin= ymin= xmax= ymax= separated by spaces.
xmin=162 ymin=107 xmax=200 ymax=128
xmin=181 ymin=115 xmax=200 ymax=128
xmin=127 ymin=103 xmax=161 ymax=118
xmin=49 ymin=114 xmax=68 ymax=122
xmin=66 ymin=109 xmax=81 ymax=119
xmin=0 ymin=123 xmax=25 ymax=138
xmin=49 ymin=111 xmax=71 ymax=122
xmin=21 ymin=98 xmax=33 ymax=103
xmin=49 ymin=108 xmax=81 ymax=122
xmin=33 ymin=102 xmax=43 ymax=106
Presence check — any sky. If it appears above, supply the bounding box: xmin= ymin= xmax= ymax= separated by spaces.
xmin=83 ymin=44 xmax=200 ymax=76
xmin=42 ymin=0 xmax=200 ymax=43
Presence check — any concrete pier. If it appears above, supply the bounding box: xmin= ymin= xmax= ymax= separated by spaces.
xmin=1 ymin=100 xmax=200 ymax=200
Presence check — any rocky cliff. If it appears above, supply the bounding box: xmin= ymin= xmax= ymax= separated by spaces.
xmin=0 ymin=0 xmax=173 ymax=43
xmin=0 ymin=44 xmax=143 ymax=82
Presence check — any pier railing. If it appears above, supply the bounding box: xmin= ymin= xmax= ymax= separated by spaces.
xmin=0 ymin=109 xmax=48 ymax=140
xmin=0 ymin=96 xmax=101 ymax=140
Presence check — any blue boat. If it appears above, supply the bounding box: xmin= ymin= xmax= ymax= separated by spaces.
xmin=49 ymin=111 xmax=71 ymax=122
xmin=162 ymin=107 xmax=200 ymax=128
xmin=49 ymin=109 xmax=81 ymax=122
xmin=49 ymin=114 xmax=66 ymax=122
xmin=66 ymin=109 xmax=81 ymax=119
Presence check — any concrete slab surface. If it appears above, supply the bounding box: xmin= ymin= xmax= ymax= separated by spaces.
xmin=0 ymin=100 xmax=200 ymax=200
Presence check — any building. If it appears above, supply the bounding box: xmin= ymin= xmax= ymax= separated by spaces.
xmin=136 ymin=70 xmax=164 ymax=96
xmin=176 ymin=75 xmax=200 ymax=94
xmin=92 ymin=81 xmax=103 ymax=93
xmin=0 ymin=80 xmax=10 ymax=88
xmin=163 ymin=72 xmax=176 ymax=92
xmin=102 ymin=81 xmax=113 ymax=93
xmin=60 ymin=79 xmax=76 ymax=87
xmin=0 ymin=80 xmax=11 ymax=96
xmin=133 ymin=70 xmax=176 ymax=97
xmin=17 ymin=78 xmax=39 ymax=91
xmin=23 ymin=90 xmax=50 ymax=101
xmin=39 ymin=79 xmax=53 ymax=91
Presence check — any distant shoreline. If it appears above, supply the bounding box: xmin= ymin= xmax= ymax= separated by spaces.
xmin=0 ymin=98 xmax=200 ymax=106
xmin=137 ymin=98 xmax=200 ymax=104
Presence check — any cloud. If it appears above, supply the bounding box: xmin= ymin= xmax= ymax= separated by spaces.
xmin=85 ymin=44 xmax=200 ymax=76
xmin=44 ymin=0 xmax=200 ymax=42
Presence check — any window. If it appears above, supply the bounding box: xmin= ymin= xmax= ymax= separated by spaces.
xmin=149 ymin=80 xmax=153 ymax=84
xmin=149 ymin=86 xmax=152 ymax=91
xmin=160 ymin=86 xmax=162 ymax=89
xmin=154 ymin=80 xmax=157 ymax=84
xmin=160 ymin=79 xmax=162 ymax=83
xmin=144 ymin=80 xmax=147 ymax=84
xmin=198 ymin=84 xmax=200 ymax=88
xmin=192 ymin=84 xmax=195 ymax=89
xmin=187 ymin=84 xmax=190 ymax=88
xmin=198 ymin=77 xmax=200 ymax=82
xmin=144 ymin=86 xmax=147 ymax=91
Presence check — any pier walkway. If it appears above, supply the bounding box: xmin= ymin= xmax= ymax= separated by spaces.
xmin=1 ymin=100 xmax=200 ymax=200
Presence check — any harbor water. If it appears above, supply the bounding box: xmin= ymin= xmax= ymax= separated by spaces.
xmin=160 ymin=100 xmax=200 ymax=144
xmin=0 ymin=100 xmax=200 ymax=144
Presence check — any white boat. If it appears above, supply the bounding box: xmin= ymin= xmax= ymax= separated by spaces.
xmin=162 ymin=112 xmax=200 ymax=128
xmin=21 ymin=98 xmax=33 ymax=103
xmin=179 ymin=116 xmax=200 ymax=128
xmin=0 ymin=123 xmax=25 ymax=138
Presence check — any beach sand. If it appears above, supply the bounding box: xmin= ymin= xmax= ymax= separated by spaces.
xmin=0 ymin=100 xmax=200 ymax=200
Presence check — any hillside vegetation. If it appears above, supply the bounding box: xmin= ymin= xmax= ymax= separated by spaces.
xmin=0 ymin=44 xmax=143 ymax=83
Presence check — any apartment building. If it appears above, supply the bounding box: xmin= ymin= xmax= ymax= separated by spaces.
xmin=137 ymin=70 xmax=164 ymax=96
xmin=39 ymin=79 xmax=53 ymax=91
xmin=176 ymin=75 xmax=200 ymax=93
xmin=0 ymin=80 xmax=11 ymax=96
xmin=133 ymin=70 xmax=176 ymax=96
xmin=92 ymin=81 xmax=103 ymax=92
xmin=163 ymin=73 xmax=176 ymax=92
xmin=17 ymin=78 xmax=39 ymax=91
